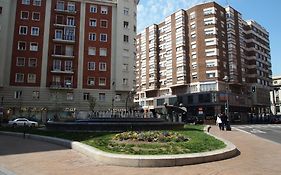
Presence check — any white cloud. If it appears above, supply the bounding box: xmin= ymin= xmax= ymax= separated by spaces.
xmin=137 ymin=0 xmax=216 ymax=33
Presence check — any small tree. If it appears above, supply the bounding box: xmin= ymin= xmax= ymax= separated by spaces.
xmin=89 ymin=95 xmax=97 ymax=112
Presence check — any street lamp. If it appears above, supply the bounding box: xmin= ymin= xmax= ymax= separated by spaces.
xmin=125 ymin=89 xmax=135 ymax=113
xmin=223 ymin=76 xmax=230 ymax=123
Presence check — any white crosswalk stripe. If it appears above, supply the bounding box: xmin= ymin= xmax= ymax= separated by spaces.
xmin=235 ymin=124 xmax=281 ymax=129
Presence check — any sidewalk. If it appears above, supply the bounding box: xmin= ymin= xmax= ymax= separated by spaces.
xmin=0 ymin=126 xmax=281 ymax=175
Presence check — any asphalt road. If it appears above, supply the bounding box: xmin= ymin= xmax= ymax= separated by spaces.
xmin=233 ymin=124 xmax=281 ymax=144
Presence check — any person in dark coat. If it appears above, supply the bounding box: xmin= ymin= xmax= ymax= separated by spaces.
xmin=220 ymin=112 xmax=227 ymax=130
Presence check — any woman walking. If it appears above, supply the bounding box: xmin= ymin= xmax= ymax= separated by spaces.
xmin=216 ymin=114 xmax=223 ymax=130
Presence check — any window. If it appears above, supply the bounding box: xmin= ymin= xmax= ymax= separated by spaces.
xmin=17 ymin=57 xmax=25 ymax=66
xmin=54 ymin=45 xmax=63 ymax=55
xmin=83 ymin=93 xmax=90 ymax=100
xmin=31 ymin=27 xmax=39 ymax=36
xmin=123 ymin=35 xmax=129 ymax=42
xmin=99 ymin=78 xmax=106 ymax=86
xmin=99 ymin=93 xmax=105 ymax=101
xmin=14 ymin=91 xmax=22 ymax=99
xmin=67 ymin=2 xmax=75 ymax=12
xmin=122 ymin=78 xmax=128 ymax=85
xmin=203 ymin=7 xmax=216 ymax=15
xmin=56 ymin=15 xmax=64 ymax=24
xmin=28 ymin=58 xmax=37 ymax=67
xmin=65 ymin=60 xmax=72 ymax=71
xmin=89 ymin=33 xmax=96 ymax=41
xmin=32 ymin=12 xmax=40 ymax=21
xmin=101 ymin=6 xmax=108 ymax=14
xmin=15 ymin=73 xmax=24 ymax=83
xmin=192 ymin=62 xmax=197 ymax=69
xmin=33 ymin=0 xmax=41 ymax=6
xmin=99 ymin=62 xmax=106 ymax=71
xmin=190 ymin=12 xmax=195 ymax=19
xmin=88 ymin=47 xmax=96 ymax=55
xmin=27 ymin=74 xmax=36 ymax=83
xmin=32 ymin=91 xmax=39 ymax=99
xmin=66 ymin=17 xmax=75 ymax=26
xmin=205 ymin=48 xmax=217 ymax=56
xmin=204 ymin=17 xmax=216 ymax=25
xmin=89 ymin=19 xmax=97 ymax=27
xmin=65 ymin=45 xmax=73 ymax=56
xmin=204 ymin=27 xmax=216 ymax=35
xmin=124 ymin=21 xmax=129 ymax=29
xmin=19 ymin=26 xmax=28 ymax=35
xmin=100 ymin=20 xmax=108 ymax=28
xmin=99 ymin=48 xmax=107 ymax=56
xmin=22 ymin=0 xmax=30 ymax=5
xmin=18 ymin=41 xmax=26 ymax=50
xmin=100 ymin=34 xmax=107 ymax=42
xmin=87 ymin=77 xmax=95 ymax=85
xmin=206 ymin=72 xmax=216 ymax=78
xmin=191 ymin=52 xmax=197 ymax=59
xmin=191 ymin=43 xmax=196 ymax=49
xmin=123 ymin=64 xmax=128 ymax=71
xmin=88 ymin=62 xmax=95 ymax=70
xmin=190 ymin=22 xmax=196 ymax=29
xmin=205 ymin=38 xmax=217 ymax=46
xmin=53 ymin=60 xmax=61 ymax=71
xmin=21 ymin=11 xmax=29 ymax=19
xmin=90 ymin=5 xmax=97 ymax=13
xmin=191 ymin=33 xmax=196 ymax=39
xmin=192 ymin=73 xmax=197 ymax=80
xmin=206 ymin=61 xmax=216 ymax=67
xmin=66 ymin=92 xmax=73 ymax=100
xmin=55 ymin=29 xmax=63 ymax=39
xmin=30 ymin=42 xmax=38 ymax=51
xmin=56 ymin=1 xmax=64 ymax=11
xmin=0 ymin=7 xmax=2 ymax=14
xmin=123 ymin=7 xmax=129 ymax=15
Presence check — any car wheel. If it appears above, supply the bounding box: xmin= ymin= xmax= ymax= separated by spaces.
xmin=13 ymin=123 xmax=17 ymax=127
xmin=31 ymin=123 xmax=35 ymax=127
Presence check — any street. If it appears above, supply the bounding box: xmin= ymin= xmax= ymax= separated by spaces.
xmin=234 ymin=124 xmax=281 ymax=144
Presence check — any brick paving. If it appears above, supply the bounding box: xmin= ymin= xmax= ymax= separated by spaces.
xmin=0 ymin=126 xmax=281 ymax=175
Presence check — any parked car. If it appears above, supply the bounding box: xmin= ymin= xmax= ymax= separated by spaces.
xmin=270 ymin=115 xmax=281 ymax=124
xmin=8 ymin=118 xmax=38 ymax=127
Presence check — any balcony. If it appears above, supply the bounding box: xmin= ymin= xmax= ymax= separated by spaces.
xmin=51 ymin=69 xmax=74 ymax=74
xmin=53 ymin=35 xmax=75 ymax=44
xmin=54 ymin=23 xmax=76 ymax=28
xmin=51 ymin=53 xmax=74 ymax=59
xmin=54 ymin=7 xmax=76 ymax=14
xmin=50 ymin=81 xmax=73 ymax=90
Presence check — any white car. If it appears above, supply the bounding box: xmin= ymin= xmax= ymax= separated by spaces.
xmin=8 ymin=118 xmax=38 ymax=127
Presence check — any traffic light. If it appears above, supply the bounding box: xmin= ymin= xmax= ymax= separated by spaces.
xmin=251 ymin=86 xmax=256 ymax=93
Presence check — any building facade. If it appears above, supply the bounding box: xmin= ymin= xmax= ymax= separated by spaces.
xmin=135 ymin=2 xmax=272 ymax=122
xmin=0 ymin=0 xmax=139 ymax=121
xmin=270 ymin=76 xmax=281 ymax=115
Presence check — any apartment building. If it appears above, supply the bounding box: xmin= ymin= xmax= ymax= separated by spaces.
xmin=0 ymin=0 xmax=139 ymax=120
xmin=270 ymin=76 xmax=281 ymax=115
xmin=135 ymin=2 xmax=272 ymax=122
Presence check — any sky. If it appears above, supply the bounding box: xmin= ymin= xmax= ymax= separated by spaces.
xmin=137 ymin=0 xmax=281 ymax=76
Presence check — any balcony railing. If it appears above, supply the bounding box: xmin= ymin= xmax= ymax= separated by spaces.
xmin=52 ymin=54 xmax=74 ymax=59
xmin=50 ymin=82 xmax=73 ymax=90
xmin=51 ymin=69 xmax=74 ymax=74
xmin=53 ymin=35 xmax=75 ymax=43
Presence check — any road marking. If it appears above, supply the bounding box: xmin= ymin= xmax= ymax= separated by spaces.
xmin=250 ymin=129 xmax=266 ymax=134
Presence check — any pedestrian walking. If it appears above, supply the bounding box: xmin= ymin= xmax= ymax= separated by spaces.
xmin=216 ymin=114 xmax=223 ymax=130
xmin=221 ymin=112 xmax=227 ymax=130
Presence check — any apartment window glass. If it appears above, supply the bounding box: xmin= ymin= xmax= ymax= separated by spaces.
xmin=21 ymin=11 xmax=29 ymax=19
xmin=19 ymin=26 xmax=28 ymax=35
xmin=53 ymin=60 xmax=61 ymax=70
xmin=65 ymin=45 xmax=73 ymax=56
xmin=88 ymin=62 xmax=95 ymax=70
xmin=124 ymin=21 xmax=129 ymax=29
xmin=101 ymin=6 xmax=108 ymax=14
xmin=206 ymin=61 xmax=216 ymax=67
xmin=99 ymin=93 xmax=105 ymax=101
xmin=100 ymin=34 xmax=107 ymax=42
xmin=17 ymin=57 xmax=25 ymax=66
xmin=66 ymin=17 xmax=75 ymax=26
xmin=56 ymin=1 xmax=64 ymax=10
xmin=32 ymin=12 xmax=40 ymax=21
xmin=123 ymin=7 xmax=129 ymax=15
xmin=18 ymin=41 xmax=26 ymax=50
xmin=89 ymin=19 xmax=97 ymax=27
xmin=191 ymin=43 xmax=196 ymax=49
xmin=99 ymin=48 xmax=107 ymax=56
xmin=65 ymin=60 xmax=72 ymax=71
xmin=191 ymin=52 xmax=197 ymax=59
xmin=28 ymin=58 xmax=37 ymax=67
xmin=83 ymin=93 xmax=90 ymax=100
xmin=123 ymin=35 xmax=129 ymax=43
xmin=54 ymin=45 xmax=63 ymax=55
xmin=192 ymin=73 xmax=197 ymax=80
xmin=14 ymin=91 xmax=22 ymax=99
xmin=32 ymin=91 xmax=39 ymax=99
xmin=189 ymin=12 xmax=195 ymax=19
xmin=33 ymin=0 xmax=41 ymax=6
xmin=87 ymin=77 xmax=95 ymax=85
xmin=22 ymin=0 xmax=30 ymax=5
xmin=0 ymin=7 xmax=2 ymax=14
xmin=122 ymin=78 xmax=128 ymax=85
xmin=88 ymin=47 xmax=96 ymax=55
xmin=203 ymin=7 xmax=215 ymax=15
xmin=30 ymin=42 xmax=38 ymax=51
xmin=206 ymin=72 xmax=216 ymax=78
xmin=90 ymin=5 xmax=97 ymax=13
xmin=99 ymin=78 xmax=106 ymax=86
xmin=31 ymin=27 xmax=39 ymax=36
xmin=123 ymin=64 xmax=128 ymax=71
xmin=66 ymin=92 xmax=73 ymax=100
xmin=99 ymin=62 xmax=106 ymax=71
xmin=27 ymin=74 xmax=36 ymax=83
xmin=55 ymin=30 xmax=63 ymax=39
xmin=89 ymin=33 xmax=96 ymax=41
xmin=15 ymin=73 xmax=24 ymax=83
xmin=67 ymin=2 xmax=75 ymax=12
xmin=205 ymin=49 xmax=217 ymax=56
xmin=56 ymin=15 xmax=64 ymax=24
xmin=205 ymin=38 xmax=217 ymax=46
xmin=204 ymin=17 xmax=216 ymax=25
xmin=192 ymin=62 xmax=197 ymax=69
xmin=204 ymin=28 xmax=216 ymax=35
xmin=100 ymin=20 xmax=108 ymax=28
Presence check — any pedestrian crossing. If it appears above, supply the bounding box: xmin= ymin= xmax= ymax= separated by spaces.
xmin=234 ymin=124 xmax=281 ymax=129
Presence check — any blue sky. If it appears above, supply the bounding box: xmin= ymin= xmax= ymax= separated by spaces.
xmin=137 ymin=0 xmax=281 ymax=76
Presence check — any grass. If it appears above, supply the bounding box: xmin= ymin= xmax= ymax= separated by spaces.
xmin=0 ymin=125 xmax=225 ymax=155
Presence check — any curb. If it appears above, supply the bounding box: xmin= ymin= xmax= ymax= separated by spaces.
xmin=0 ymin=127 xmax=238 ymax=167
